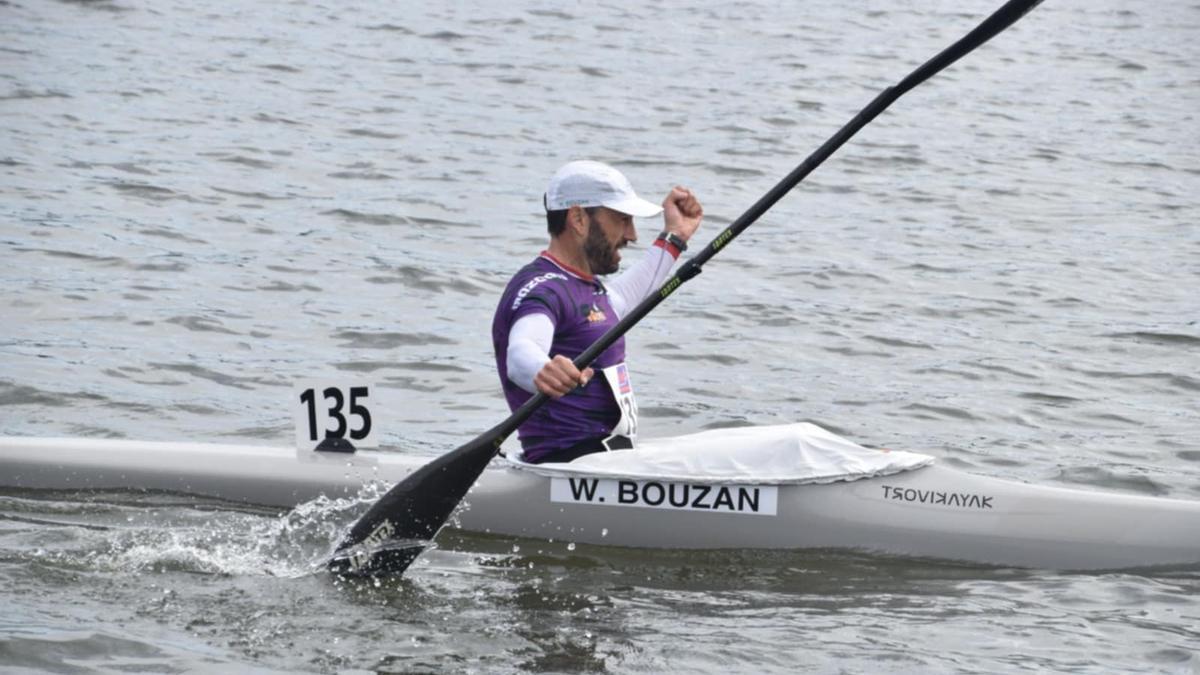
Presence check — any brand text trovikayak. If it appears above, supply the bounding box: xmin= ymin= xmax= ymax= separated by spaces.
xmin=881 ymin=485 xmax=995 ymax=509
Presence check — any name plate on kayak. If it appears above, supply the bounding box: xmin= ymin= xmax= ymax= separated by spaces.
xmin=550 ymin=477 xmax=777 ymax=516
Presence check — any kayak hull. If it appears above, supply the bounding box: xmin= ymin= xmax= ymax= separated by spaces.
xmin=466 ymin=459 xmax=1200 ymax=570
xmin=2 ymin=436 xmax=1198 ymax=570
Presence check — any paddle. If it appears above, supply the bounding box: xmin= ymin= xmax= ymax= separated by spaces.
xmin=328 ymin=0 xmax=1045 ymax=577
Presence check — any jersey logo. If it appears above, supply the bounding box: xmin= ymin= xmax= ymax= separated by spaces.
xmin=586 ymin=303 xmax=607 ymax=323
xmin=511 ymin=272 xmax=567 ymax=310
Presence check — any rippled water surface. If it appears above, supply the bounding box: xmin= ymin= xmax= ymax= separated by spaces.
xmin=2 ymin=0 xmax=1199 ymax=672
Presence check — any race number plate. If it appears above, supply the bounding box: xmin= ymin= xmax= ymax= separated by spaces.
xmin=294 ymin=381 xmax=378 ymax=450
xmin=600 ymin=363 xmax=638 ymax=440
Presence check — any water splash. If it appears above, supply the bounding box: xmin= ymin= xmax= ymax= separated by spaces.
xmin=4 ymin=483 xmax=395 ymax=578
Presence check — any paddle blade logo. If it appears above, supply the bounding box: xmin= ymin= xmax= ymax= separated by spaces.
xmin=345 ymin=518 xmax=396 ymax=572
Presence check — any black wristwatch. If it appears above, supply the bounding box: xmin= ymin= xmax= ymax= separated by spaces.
xmin=657 ymin=231 xmax=688 ymax=252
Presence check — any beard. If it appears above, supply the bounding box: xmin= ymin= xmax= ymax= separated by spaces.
xmin=583 ymin=217 xmax=622 ymax=275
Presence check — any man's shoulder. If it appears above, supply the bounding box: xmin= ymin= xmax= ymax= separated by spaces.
xmin=505 ymin=257 xmax=571 ymax=289
xmin=508 ymin=255 xmax=556 ymax=278
xmin=502 ymin=257 xmax=574 ymax=313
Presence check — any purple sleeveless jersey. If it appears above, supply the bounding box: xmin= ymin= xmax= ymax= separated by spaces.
xmin=492 ymin=254 xmax=625 ymax=462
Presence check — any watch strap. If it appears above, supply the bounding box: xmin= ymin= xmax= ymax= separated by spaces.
xmin=655 ymin=231 xmax=688 ymax=257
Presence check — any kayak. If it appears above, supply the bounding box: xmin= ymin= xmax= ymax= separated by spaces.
xmin=2 ymin=426 xmax=1198 ymax=571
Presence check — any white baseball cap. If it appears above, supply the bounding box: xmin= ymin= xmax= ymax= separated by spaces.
xmin=544 ymin=160 xmax=663 ymax=218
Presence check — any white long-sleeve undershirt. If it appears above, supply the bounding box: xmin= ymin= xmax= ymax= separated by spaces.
xmin=506 ymin=245 xmax=679 ymax=393
xmin=507 ymin=313 xmax=555 ymax=393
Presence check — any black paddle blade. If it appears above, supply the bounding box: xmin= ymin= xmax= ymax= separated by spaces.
xmin=327 ymin=539 xmax=425 ymax=578
xmin=327 ymin=431 xmax=501 ymax=578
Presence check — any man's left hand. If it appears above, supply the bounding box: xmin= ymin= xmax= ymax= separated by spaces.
xmin=662 ymin=186 xmax=703 ymax=242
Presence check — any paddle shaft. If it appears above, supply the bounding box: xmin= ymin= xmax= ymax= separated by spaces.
xmin=501 ymin=0 xmax=1045 ymax=442
xmin=564 ymin=0 xmax=1044 ymax=377
xmin=330 ymin=0 xmax=1044 ymax=577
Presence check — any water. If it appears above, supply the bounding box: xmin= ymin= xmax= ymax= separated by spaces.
xmin=2 ymin=0 xmax=1199 ymax=672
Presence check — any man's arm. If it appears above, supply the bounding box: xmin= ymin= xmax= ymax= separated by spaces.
xmin=605 ymin=186 xmax=704 ymax=315
xmin=604 ymin=245 xmax=679 ymax=317
xmin=507 ymin=314 xmax=593 ymax=397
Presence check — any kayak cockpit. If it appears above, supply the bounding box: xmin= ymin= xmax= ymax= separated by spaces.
xmin=503 ymin=422 xmax=934 ymax=485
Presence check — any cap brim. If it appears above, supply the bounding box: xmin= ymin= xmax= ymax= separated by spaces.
xmin=604 ymin=196 xmax=663 ymax=218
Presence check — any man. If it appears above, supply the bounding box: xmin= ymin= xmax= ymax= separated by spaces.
xmin=492 ymin=160 xmax=703 ymax=464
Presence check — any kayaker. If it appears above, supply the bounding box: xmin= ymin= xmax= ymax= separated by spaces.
xmin=492 ymin=160 xmax=703 ymax=464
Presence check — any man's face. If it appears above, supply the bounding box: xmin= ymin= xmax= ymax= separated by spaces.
xmin=582 ymin=207 xmax=637 ymax=275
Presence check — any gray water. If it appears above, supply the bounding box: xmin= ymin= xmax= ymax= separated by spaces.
xmin=2 ymin=0 xmax=1199 ymax=672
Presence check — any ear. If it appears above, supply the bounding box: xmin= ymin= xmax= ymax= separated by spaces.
xmin=567 ymin=206 xmax=589 ymax=237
